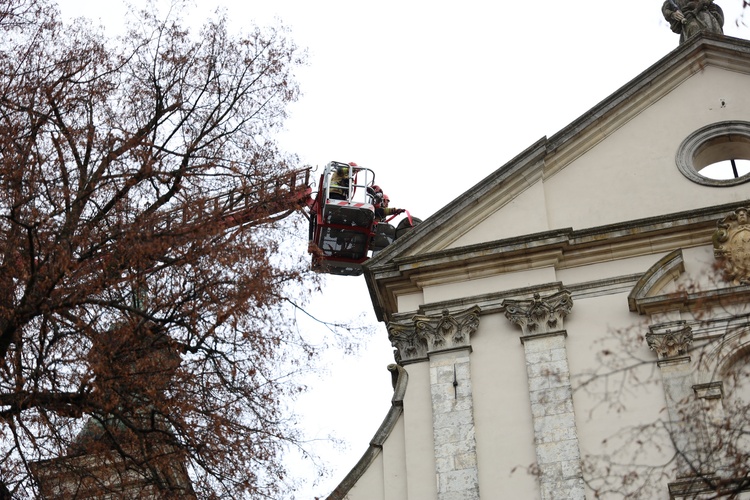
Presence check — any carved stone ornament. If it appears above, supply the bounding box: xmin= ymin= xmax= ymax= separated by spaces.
xmin=414 ymin=306 xmax=481 ymax=353
xmin=646 ymin=324 xmax=693 ymax=359
xmin=713 ymin=207 xmax=750 ymax=285
xmin=661 ymin=0 xmax=724 ymax=45
xmin=387 ymin=322 xmax=423 ymax=364
xmin=502 ymin=290 xmax=573 ymax=336
xmin=387 ymin=306 xmax=481 ymax=363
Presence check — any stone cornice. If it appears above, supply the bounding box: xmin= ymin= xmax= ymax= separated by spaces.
xmin=693 ymin=381 xmax=723 ymax=400
xmin=393 ymin=282 xmax=566 ymax=321
xmin=381 ymin=175 xmax=744 ymax=280
xmin=387 ymin=276 xmax=640 ymax=324
xmin=632 ymin=284 xmax=750 ymax=316
xmin=366 ymin=200 xmax=750 ymax=322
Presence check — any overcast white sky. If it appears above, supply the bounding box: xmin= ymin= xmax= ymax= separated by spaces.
xmin=56 ymin=0 xmax=750 ymax=497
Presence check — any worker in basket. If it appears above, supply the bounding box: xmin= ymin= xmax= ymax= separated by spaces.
xmin=329 ymin=162 xmax=360 ymax=200
xmin=368 ymin=185 xmax=404 ymax=221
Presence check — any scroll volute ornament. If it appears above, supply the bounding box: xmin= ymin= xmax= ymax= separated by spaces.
xmin=713 ymin=207 xmax=750 ymax=285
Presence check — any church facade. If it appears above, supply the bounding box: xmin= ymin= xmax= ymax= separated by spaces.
xmin=329 ymin=33 xmax=750 ymax=499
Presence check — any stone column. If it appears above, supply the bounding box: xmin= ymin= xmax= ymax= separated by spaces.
xmin=502 ymin=291 xmax=585 ymax=500
xmin=390 ymin=306 xmax=482 ymax=500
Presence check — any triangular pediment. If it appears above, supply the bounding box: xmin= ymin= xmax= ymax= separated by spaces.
xmin=367 ymin=34 xmax=750 ymax=268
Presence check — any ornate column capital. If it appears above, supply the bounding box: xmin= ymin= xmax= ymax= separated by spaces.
xmin=387 ymin=321 xmax=423 ymax=364
xmin=713 ymin=207 xmax=750 ymax=285
xmin=414 ymin=306 xmax=480 ymax=353
xmin=502 ymin=290 xmax=573 ymax=336
xmin=387 ymin=306 xmax=481 ymax=364
xmin=646 ymin=323 xmax=693 ymax=360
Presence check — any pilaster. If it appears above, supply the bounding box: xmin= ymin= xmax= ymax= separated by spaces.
xmin=646 ymin=322 xmax=697 ymax=476
xmin=693 ymin=381 xmax=726 ymax=474
xmin=502 ymin=290 xmax=585 ymax=500
xmin=389 ymin=306 xmax=481 ymax=500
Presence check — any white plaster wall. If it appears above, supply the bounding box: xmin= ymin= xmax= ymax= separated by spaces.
xmin=341 ymin=416 xmax=408 ymax=500
xmin=565 ymin=292 xmax=673 ymax=499
xmin=664 ymin=244 xmax=724 ymax=294
xmin=470 ymin=313 xmax=540 ymax=498
xmin=545 ymin=67 xmax=750 ymax=231
xmin=422 ymin=267 xmax=557 ymax=304
xmin=346 ymin=452 xmax=385 ymax=500
xmin=382 ymin=415 xmax=408 ymax=500
xmin=557 ymin=252 xmax=669 ymax=285
xmin=447 ymin=180 xmax=550 ymax=249
xmin=396 ymin=292 xmax=424 ymax=314
xmin=400 ymin=362 xmax=438 ymax=499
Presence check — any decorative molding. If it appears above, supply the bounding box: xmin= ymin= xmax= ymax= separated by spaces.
xmin=630 ymin=284 xmax=750 ymax=317
xmin=667 ymin=475 xmax=750 ymax=499
xmin=502 ymin=290 xmax=573 ymax=336
xmin=668 ymin=476 xmax=720 ymax=499
xmin=368 ymin=200 xmax=745 ymax=323
xmin=693 ymin=381 xmax=723 ymax=400
xmin=405 ymin=282 xmax=565 ymax=320
xmin=387 ymin=306 xmax=481 ymax=364
xmin=519 ymin=329 xmax=567 ymax=345
xmin=401 ymin=277 xmax=636 ymax=322
xmin=628 ymin=249 xmax=685 ymax=313
xmin=676 ymin=121 xmax=750 ymax=187
xmin=646 ymin=323 xmax=693 ymax=360
xmin=714 ymin=207 xmax=750 ymax=285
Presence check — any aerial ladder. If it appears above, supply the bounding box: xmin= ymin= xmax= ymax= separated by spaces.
xmin=164 ymin=161 xmax=418 ymax=276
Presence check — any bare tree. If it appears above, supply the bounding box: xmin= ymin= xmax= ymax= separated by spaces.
xmin=573 ymin=277 xmax=750 ymax=499
xmin=0 ymin=0 xmax=325 ymax=497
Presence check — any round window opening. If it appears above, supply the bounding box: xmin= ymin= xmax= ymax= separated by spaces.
xmin=676 ymin=121 xmax=750 ymax=186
